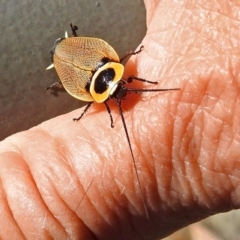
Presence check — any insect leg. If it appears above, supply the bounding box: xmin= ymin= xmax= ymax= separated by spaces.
xmin=104 ymin=101 xmax=114 ymax=128
xmin=115 ymin=98 xmax=149 ymax=218
xmin=120 ymin=45 xmax=144 ymax=63
xmin=127 ymin=75 xmax=158 ymax=85
xmin=46 ymin=81 xmax=63 ymax=90
xmin=73 ymin=102 xmax=93 ymax=121
xmin=126 ymin=76 xmax=180 ymax=93
xmin=70 ymin=23 xmax=78 ymax=37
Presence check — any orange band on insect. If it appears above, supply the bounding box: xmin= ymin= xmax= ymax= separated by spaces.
xmin=47 ymin=24 xmax=180 ymax=218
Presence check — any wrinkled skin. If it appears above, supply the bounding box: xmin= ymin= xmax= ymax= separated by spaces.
xmin=0 ymin=0 xmax=240 ymax=239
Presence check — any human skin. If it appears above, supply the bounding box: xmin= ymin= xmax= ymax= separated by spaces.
xmin=0 ymin=0 xmax=240 ymax=239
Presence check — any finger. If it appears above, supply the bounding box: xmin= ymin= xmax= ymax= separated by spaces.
xmin=143 ymin=0 xmax=240 ymax=218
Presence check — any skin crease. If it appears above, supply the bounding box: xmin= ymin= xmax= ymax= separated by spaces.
xmin=0 ymin=0 xmax=240 ymax=239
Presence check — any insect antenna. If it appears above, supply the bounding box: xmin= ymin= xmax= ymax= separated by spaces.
xmin=72 ymin=180 xmax=93 ymax=218
xmin=115 ymin=98 xmax=149 ymax=219
xmin=104 ymin=101 xmax=114 ymax=128
xmin=127 ymin=88 xmax=180 ymax=93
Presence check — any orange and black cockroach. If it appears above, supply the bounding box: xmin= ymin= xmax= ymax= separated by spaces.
xmin=47 ymin=24 xmax=179 ymax=218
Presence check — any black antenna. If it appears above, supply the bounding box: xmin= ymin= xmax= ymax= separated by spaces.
xmin=115 ymin=98 xmax=149 ymax=219
xmin=127 ymin=88 xmax=180 ymax=93
xmin=74 ymin=180 xmax=93 ymax=215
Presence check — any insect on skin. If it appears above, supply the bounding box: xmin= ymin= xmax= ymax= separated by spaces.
xmin=46 ymin=24 xmax=179 ymax=218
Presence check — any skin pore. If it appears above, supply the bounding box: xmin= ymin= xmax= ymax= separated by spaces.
xmin=0 ymin=0 xmax=240 ymax=239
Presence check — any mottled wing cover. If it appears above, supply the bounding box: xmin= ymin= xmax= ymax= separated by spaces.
xmin=53 ymin=37 xmax=120 ymax=101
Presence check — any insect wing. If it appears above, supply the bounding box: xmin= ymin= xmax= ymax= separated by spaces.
xmin=53 ymin=37 xmax=120 ymax=101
